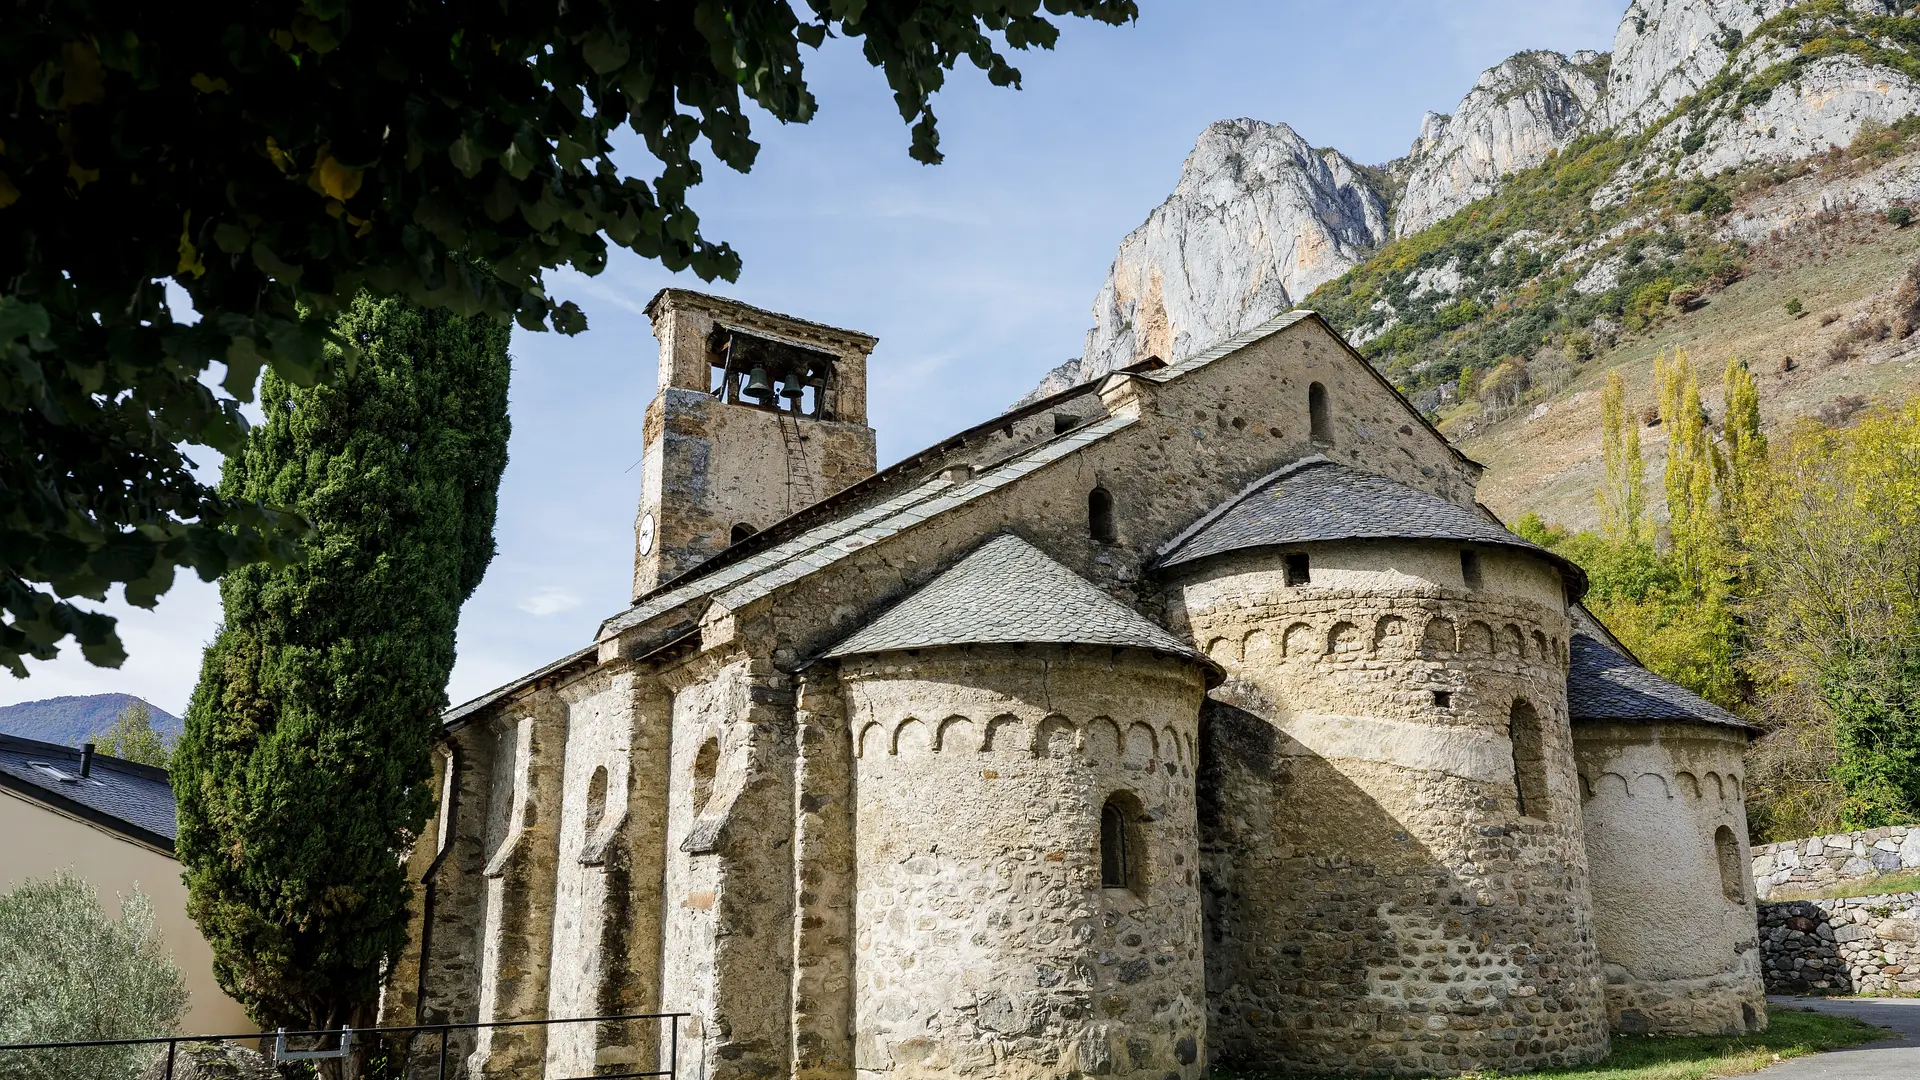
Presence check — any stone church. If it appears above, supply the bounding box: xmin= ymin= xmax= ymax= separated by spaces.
xmin=384 ymin=290 xmax=1766 ymax=1079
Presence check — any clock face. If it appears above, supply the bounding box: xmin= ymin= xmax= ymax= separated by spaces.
xmin=638 ymin=513 xmax=656 ymax=556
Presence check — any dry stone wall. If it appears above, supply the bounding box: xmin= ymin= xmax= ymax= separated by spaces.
xmin=1759 ymin=895 xmax=1920 ymax=994
xmin=1753 ymin=826 xmax=1920 ymax=900
xmin=841 ymin=646 xmax=1209 ymax=1080
xmin=1171 ymin=541 xmax=1609 ymax=1076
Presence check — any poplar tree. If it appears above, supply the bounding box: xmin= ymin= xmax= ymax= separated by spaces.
xmin=1659 ymin=350 xmax=1719 ymax=594
xmin=1720 ymin=357 xmax=1768 ymax=531
xmin=1596 ymin=370 xmax=1645 ymax=544
xmin=172 ymin=295 xmax=510 ymax=1031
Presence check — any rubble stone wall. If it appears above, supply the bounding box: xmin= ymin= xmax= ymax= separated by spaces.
xmin=1752 ymin=826 xmax=1920 ymax=900
xmin=1759 ymin=895 xmax=1920 ymax=995
xmin=1170 ymin=540 xmax=1610 ymax=1076
xmin=840 ymin=645 xmax=1209 ymax=1080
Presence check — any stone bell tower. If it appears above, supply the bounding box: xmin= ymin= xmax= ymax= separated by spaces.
xmin=633 ymin=290 xmax=879 ymax=598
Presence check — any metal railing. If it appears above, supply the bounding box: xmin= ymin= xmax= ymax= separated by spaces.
xmin=0 ymin=1010 xmax=688 ymax=1080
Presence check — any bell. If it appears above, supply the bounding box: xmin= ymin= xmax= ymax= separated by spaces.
xmin=743 ymin=366 xmax=774 ymax=402
xmin=778 ymin=373 xmax=806 ymax=400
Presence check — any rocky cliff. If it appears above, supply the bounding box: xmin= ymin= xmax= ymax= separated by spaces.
xmin=1392 ymin=50 xmax=1610 ymax=238
xmin=1048 ymin=120 xmax=1387 ymax=398
xmin=1043 ymin=0 xmax=1920 ymax=404
xmin=1611 ymin=0 xmax=1920 ymax=197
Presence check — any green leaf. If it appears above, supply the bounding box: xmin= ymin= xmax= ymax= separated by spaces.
xmin=581 ymin=31 xmax=631 ymax=74
xmin=449 ymin=134 xmax=482 ymax=178
xmin=214 ymin=223 xmax=252 ymax=254
xmin=0 ymin=299 xmax=51 ymax=344
xmin=224 ymin=336 xmax=268 ymax=398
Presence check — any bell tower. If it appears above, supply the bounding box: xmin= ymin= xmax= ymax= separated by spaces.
xmin=633 ymin=290 xmax=879 ymax=598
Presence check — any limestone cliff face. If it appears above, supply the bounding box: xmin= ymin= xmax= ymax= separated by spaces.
xmin=1042 ymin=0 xmax=1920 ymax=405
xmin=1392 ymin=51 xmax=1610 ymax=238
xmin=1065 ymin=120 xmax=1388 ymax=390
xmin=1593 ymin=0 xmax=1920 ymax=205
xmin=1607 ymin=0 xmax=1905 ymax=135
xmin=1605 ymin=0 xmax=1800 ymax=134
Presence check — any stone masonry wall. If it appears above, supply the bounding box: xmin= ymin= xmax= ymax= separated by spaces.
xmin=1172 ymin=541 xmax=1610 ymax=1076
xmin=1752 ymin=826 xmax=1920 ymax=900
xmin=1570 ymin=721 xmax=1764 ymax=1037
xmin=841 ymin=645 xmax=1209 ymax=1080
xmin=1759 ymin=895 xmax=1920 ymax=994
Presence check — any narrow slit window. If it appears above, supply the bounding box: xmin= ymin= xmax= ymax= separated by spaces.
xmin=1510 ymin=700 xmax=1550 ymax=820
xmin=692 ymin=738 xmax=720 ymax=816
xmin=1461 ymin=549 xmax=1483 ymax=589
xmin=1284 ymin=553 xmax=1311 ymax=587
xmin=1089 ymin=487 xmax=1117 ymax=544
xmin=1308 ymin=382 xmax=1333 ymax=443
xmin=1100 ymin=795 xmax=1142 ymax=890
xmin=1714 ymin=825 xmax=1745 ymax=903
xmin=584 ymin=765 xmax=609 ymax=837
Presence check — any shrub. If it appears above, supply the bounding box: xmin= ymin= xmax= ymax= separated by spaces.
xmin=0 ymin=873 xmax=188 ymax=1080
xmin=1888 ymin=204 xmax=1912 ymax=228
xmin=1786 ymin=297 xmax=1806 ymax=318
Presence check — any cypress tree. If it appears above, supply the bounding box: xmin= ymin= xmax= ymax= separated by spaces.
xmin=172 ymin=295 xmax=511 ymax=1030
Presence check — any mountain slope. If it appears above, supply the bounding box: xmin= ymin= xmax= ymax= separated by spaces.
xmin=1042 ymin=119 xmax=1388 ymax=400
xmin=1048 ymin=0 xmax=1920 ymax=424
xmin=0 ymin=694 xmax=184 ymax=747
xmin=1392 ymin=50 xmax=1611 ymax=238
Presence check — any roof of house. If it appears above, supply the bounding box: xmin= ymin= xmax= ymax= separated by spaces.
xmin=1154 ymin=457 xmax=1587 ymax=595
xmin=1567 ymin=634 xmax=1754 ymax=732
xmin=0 ymin=733 xmax=177 ymax=851
xmin=822 ymin=533 xmax=1215 ymax=676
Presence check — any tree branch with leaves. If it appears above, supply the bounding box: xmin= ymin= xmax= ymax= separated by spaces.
xmin=0 ymin=0 xmax=1138 ymax=674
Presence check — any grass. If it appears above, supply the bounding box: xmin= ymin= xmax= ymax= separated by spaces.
xmin=1774 ymin=870 xmax=1920 ymax=900
xmin=1216 ymin=1008 xmax=1890 ymax=1080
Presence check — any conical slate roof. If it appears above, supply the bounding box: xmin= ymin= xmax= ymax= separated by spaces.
xmin=1568 ymin=633 xmax=1753 ymax=732
xmin=1155 ymin=457 xmax=1586 ymax=594
xmin=823 ymin=533 xmax=1210 ymax=669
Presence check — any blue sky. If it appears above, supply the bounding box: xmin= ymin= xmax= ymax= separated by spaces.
xmin=6 ymin=0 xmax=1624 ymax=717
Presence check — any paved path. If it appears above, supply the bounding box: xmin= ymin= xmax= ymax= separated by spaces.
xmin=1759 ymin=996 xmax=1920 ymax=1080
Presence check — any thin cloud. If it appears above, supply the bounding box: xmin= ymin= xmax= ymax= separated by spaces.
xmin=517 ymin=588 xmax=584 ymax=617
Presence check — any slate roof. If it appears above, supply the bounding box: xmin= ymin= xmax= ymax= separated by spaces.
xmin=1567 ymin=634 xmax=1755 ymax=732
xmin=0 ymin=733 xmax=177 ymax=850
xmin=823 ymin=533 xmax=1214 ymax=674
xmin=1154 ymin=457 xmax=1586 ymax=593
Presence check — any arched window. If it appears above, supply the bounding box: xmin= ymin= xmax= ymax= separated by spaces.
xmin=584 ymin=765 xmax=609 ymax=837
xmin=1510 ymin=699 xmax=1550 ymax=820
xmin=1714 ymin=825 xmax=1745 ymax=903
xmin=1100 ymin=793 xmax=1144 ymax=891
xmin=1308 ymin=382 xmax=1333 ymax=444
xmin=692 ymin=738 xmax=720 ymax=816
xmin=730 ymin=522 xmax=757 ymax=545
xmin=1089 ymin=487 xmax=1117 ymax=544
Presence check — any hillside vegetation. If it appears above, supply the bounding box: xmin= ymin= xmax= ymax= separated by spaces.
xmin=1298 ymin=4 xmax=1920 ymax=842
xmin=1309 ymin=1 xmax=1920 ymax=420
xmin=0 ymin=694 xmax=183 ymax=748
